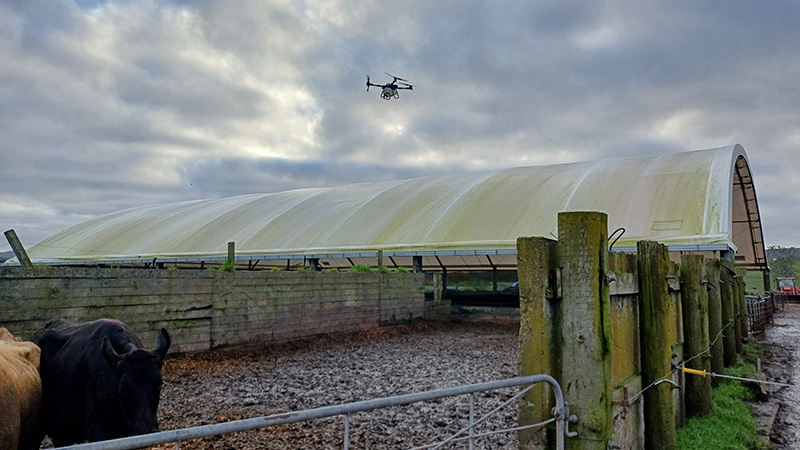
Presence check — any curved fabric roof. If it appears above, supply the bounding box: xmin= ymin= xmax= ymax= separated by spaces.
xmin=20 ymin=144 xmax=766 ymax=269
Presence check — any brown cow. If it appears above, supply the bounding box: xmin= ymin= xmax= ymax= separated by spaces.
xmin=0 ymin=328 xmax=19 ymax=342
xmin=0 ymin=328 xmax=42 ymax=450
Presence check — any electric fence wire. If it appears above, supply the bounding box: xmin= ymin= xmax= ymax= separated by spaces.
xmin=617 ymin=311 xmax=742 ymax=416
xmin=618 ymin=306 xmax=800 ymax=421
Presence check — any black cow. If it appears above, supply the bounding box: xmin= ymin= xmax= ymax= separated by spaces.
xmin=33 ymin=318 xmax=171 ymax=446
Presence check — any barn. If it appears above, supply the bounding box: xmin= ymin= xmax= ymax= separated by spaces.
xmin=9 ymin=143 xmax=766 ymax=279
xmin=0 ymin=143 xmax=769 ymax=448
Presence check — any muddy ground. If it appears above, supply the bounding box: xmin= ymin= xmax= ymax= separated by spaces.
xmin=757 ymin=303 xmax=800 ymax=448
xmin=151 ymin=309 xmax=800 ymax=450
xmin=38 ymin=307 xmax=799 ymax=449
xmin=153 ymin=319 xmax=521 ymax=449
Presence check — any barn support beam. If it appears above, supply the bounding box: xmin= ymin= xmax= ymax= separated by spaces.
xmin=412 ymin=256 xmax=423 ymax=273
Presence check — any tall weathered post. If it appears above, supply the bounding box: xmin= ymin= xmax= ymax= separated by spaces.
xmin=736 ymin=275 xmax=748 ymax=345
xmin=227 ymin=241 xmax=236 ymax=271
xmin=517 ymin=236 xmax=560 ymax=448
xmin=733 ymin=277 xmax=743 ymax=354
xmin=705 ymin=260 xmax=725 ymax=386
xmin=638 ymin=240 xmax=677 ymax=450
xmin=680 ymin=254 xmax=713 ymax=417
xmin=558 ymin=211 xmax=612 ymax=449
xmin=719 ymin=266 xmax=738 ymax=367
xmin=4 ymin=229 xmax=33 ymax=268
xmin=722 ymin=261 xmax=744 ymax=354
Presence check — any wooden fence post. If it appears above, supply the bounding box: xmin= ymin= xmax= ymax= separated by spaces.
xmin=721 ymin=261 xmax=744 ymax=355
xmin=227 ymin=241 xmax=236 ymax=271
xmin=706 ymin=260 xmax=725 ymax=386
xmin=4 ymin=229 xmax=33 ymax=268
xmin=637 ymin=240 xmax=677 ymax=450
xmin=719 ymin=266 xmax=738 ymax=367
xmin=680 ymin=254 xmax=713 ymax=417
xmin=557 ymin=211 xmax=612 ymax=449
xmin=517 ymin=236 xmax=559 ymax=448
xmin=736 ymin=275 xmax=748 ymax=345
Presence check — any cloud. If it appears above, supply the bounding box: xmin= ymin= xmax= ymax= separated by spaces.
xmin=2 ymin=0 xmax=800 ymax=250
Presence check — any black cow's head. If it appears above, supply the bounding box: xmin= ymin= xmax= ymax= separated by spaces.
xmin=103 ymin=328 xmax=171 ymax=436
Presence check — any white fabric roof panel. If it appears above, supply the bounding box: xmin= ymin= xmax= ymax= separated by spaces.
xmin=23 ymin=144 xmax=766 ymax=268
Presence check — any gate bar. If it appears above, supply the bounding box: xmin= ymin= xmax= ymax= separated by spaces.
xmin=54 ymin=374 xmax=568 ymax=450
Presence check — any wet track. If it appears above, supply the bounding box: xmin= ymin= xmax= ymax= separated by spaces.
xmin=760 ymin=303 xmax=800 ymax=447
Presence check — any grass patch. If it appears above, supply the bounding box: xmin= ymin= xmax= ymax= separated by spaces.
xmin=676 ymin=381 xmax=761 ymax=450
xmin=676 ymin=341 xmax=768 ymax=450
xmin=348 ymin=264 xmax=374 ymax=272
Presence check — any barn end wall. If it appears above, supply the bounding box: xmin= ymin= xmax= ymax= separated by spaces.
xmin=0 ymin=267 xmax=437 ymax=353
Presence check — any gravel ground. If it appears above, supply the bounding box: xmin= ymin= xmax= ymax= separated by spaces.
xmin=152 ymin=319 xmax=520 ymax=449
xmin=758 ymin=303 xmax=800 ymax=447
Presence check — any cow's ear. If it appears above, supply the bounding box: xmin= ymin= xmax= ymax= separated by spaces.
xmin=103 ymin=336 xmax=124 ymax=369
xmin=154 ymin=328 xmax=171 ymax=360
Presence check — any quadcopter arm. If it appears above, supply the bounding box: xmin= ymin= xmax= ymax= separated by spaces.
xmin=366 ymin=73 xmax=413 ymax=97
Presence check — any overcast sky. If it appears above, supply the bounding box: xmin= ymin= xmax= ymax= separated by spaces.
xmin=2 ymin=0 xmax=800 ymax=254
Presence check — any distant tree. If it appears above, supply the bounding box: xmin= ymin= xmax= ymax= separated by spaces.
xmin=767 ymin=246 xmax=800 ymax=288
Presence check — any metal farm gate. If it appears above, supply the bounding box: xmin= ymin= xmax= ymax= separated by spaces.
xmin=53 ymin=375 xmax=576 ymax=450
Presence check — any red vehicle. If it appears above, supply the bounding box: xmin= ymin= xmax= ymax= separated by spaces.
xmin=776 ymin=277 xmax=800 ymax=295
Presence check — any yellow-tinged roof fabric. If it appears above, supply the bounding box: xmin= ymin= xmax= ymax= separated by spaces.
xmin=22 ymin=144 xmax=766 ymax=268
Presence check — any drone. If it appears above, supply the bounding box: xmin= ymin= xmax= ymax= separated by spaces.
xmin=366 ymin=72 xmax=413 ymax=100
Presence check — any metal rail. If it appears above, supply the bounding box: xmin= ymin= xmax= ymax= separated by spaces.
xmin=746 ymin=293 xmax=773 ymax=334
xmin=53 ymin=374 xmax=573 ymax=450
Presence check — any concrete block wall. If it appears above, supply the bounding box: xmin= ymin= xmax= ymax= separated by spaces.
xmin=0 ymin=266 xmax=435 ymax=354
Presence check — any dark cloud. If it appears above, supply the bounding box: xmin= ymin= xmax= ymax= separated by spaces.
xmin=1 ymin=0 xmax=800 ymax=250
xmin=176 ymin=157 xmax=460 ymax=200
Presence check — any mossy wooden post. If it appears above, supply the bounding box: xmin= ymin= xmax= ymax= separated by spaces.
xmin=227 ymin=241 xmax=236 ymax=272
xmin=637 ymin=240 xmax=677 ymax=450
xmin=719 ymin=266 xmax=737 ymax=367
xmin=733 ymin=277 xmax=743 ymax=354
xmin=666 ymin=261 xmax=685 ymax=427
xmin=705 ymin=260 xmax=725 ymax=386
xmin=721 ymin=261 xmax=744 ymax=355
xmin=680 ymin=254 xmax=713 ymax=417
xmin=517 ymin=236 xmax=559 ymax=449
xmin=736 ymin=275 xmax=748 ymax=344
xmin=4 ymin=229 xmax=33 ymax=268
xmin=558 ymin=211 xmax=612 ymax=449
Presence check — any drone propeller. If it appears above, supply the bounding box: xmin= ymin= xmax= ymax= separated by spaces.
xmin=385 ymin=72 xmax=408 ymax=82
xmin=366 ymin=74 xmax=370 ymax=91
